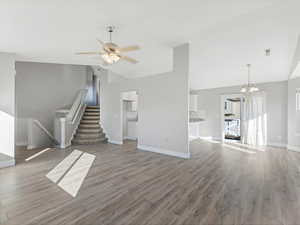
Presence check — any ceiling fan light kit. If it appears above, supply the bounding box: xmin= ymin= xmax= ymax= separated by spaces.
xmin=101 ymin=52 xmax=120 ymax=64
xmin=76 ymin=25 xmax=140 ymax=65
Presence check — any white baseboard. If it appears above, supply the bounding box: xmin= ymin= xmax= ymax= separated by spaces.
xmin=108 ymin=140 xmax=123 ymax=145
xmin=60 ymin=143 xmax=71 ymax=149
xmin=287 ymin=145 xmax=300 ymax=152
xmin=16 ymin=141 xmax=28 ymax=147
xmin=0 ymin=159 xmax=15 ymax=169
xmin=137 ymin=144 xmax=190 ymax=159
xmin=124 ymin=136 xmax=137 ymax=141
xmin=27 ymin=145 xmax=37 ymax=150
xmin=267 ymin=142 xmax=287 ymax=148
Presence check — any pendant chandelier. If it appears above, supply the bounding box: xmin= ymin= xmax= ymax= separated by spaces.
xmin=240 ymin=64 xmax=259 ymax=93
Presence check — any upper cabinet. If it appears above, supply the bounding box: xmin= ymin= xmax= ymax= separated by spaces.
xmin=189 ymin=94 xmax=198 ymax=112
xmin=123 ymin=91 xmax=137 ymax=102
xmin=122 ymin=91 xmax=138 ymax=112
xmin=224 ymin=100 xmax=240 ymax=117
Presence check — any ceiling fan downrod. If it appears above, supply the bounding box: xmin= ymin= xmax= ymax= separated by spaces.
xmin=107 ymin=26 xmax=115 ymax=42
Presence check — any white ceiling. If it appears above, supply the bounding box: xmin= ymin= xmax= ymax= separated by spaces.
xmin=0 ymin=0 xmax=299 ymax=89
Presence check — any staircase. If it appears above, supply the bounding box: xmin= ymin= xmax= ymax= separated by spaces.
xmin=72 ymin=105 xmax=107 ymax=145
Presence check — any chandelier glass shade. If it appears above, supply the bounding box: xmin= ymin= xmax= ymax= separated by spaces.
xmin=240 ymin=64 xmax=259 ymax=94
xmin=240 ymin=85 xmax=260 ymax=93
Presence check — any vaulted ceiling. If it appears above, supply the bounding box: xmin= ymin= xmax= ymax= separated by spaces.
xmin=0 ymin=0 xmax=299 ymax=89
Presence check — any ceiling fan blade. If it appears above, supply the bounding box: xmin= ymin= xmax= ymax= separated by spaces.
xmin=120 ymin=55 xmax=138 ymax=64
xmin=76 ymin=52 xmax=100 ymax=55
xmin=118 ymin=45 xmax=140 ymax=52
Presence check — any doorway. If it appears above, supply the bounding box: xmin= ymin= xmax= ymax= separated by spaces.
xmin=221 ymin=94 xmax=244 ymax=143
xmin=121 ymin=91 xmax=138 ymax=142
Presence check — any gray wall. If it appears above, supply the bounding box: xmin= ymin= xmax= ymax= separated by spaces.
xmin=288 ymin=77 xmax=300 ymax=150
xmin=98 ymin=44 xmax=190 ymax=158
xmin=193 ymin=80 xmax=288 ymax=147
xmin=15 ymin=62 xmax=88 ymax=145
xmin=0 ymin=53 xmax=15 ymax=158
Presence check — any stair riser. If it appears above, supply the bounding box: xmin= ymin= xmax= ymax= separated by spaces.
xmin=86 ymin=106 xmax=100 ymax=109
xmin=72 ymin=138 xmax=107 ymax=145
xmin=85 ymin=109 xmax=100 ymax=112
xmin=75 ymin=137 xmax=104 ymax=141
xmin=78 ymin=129 xmax=102 ymax=133
xmin=79 ymin=124 xmax=100 ymax=129
xmin=82 ymin=116 xmax=99 ymax=120
xmin=75 ymin=133 xmax=105 ymax=139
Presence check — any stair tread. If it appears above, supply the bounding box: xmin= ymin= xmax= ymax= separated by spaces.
xmin=75 ymin=133 xmax=105 ymax=139
xmin=82 ymin=116 xmax=100 ymax=120
xmin=72 ymin=105 xmax=106 ymax=145
xmin=81 ymin=120 xmax=100 ymax=124
xmin=81 ymin=118 xmax=100 ymax=121
xmin=78 ymin=128 xmax=102 ymax=133
xmin=72 ymin=137 xmax=107 ymax=145
xmin=87 ymin=105 xmax=100 ymax=108
xmin=84 ymin=113 xmax=100 ymax=115
xmin=79 ymin=124 xmax=100 ymax=128
xmin=73 ymin=135 xmax=105 ymax=140
xmin=85 ymin=108 xmax=100 ymax=112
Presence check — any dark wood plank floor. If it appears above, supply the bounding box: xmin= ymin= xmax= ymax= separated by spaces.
xmin=1 ymin=140 xmax=300 ymax=225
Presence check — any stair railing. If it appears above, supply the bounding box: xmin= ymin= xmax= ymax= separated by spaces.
xmin=54 ymin=89 xmax=88 ymax=148
xmin=33 ymin=119 xmax=59 ymax=145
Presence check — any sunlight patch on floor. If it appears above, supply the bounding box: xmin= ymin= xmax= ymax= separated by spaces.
xmin=25 ymin=148 xmax=52 ymax=162
xmin=222 ymin=143 xmax=257 ymax=154
xmin=227 ymin=142 xmax=266 ymax=152
xmin=58 ymin=152 xmax=95 ymax=197
xmin=46 ymin=149 xmax=95 ymax=197
xmin=201 ymin=138 xmax=265 ymax=153
xmin=46 ymin=150 xmax=83 ymax=183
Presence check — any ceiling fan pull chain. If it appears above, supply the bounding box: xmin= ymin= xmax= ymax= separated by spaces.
xmin=107 ymin=25 xmax=114 ymax=42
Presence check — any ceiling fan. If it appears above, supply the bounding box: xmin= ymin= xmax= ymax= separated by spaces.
xmin=76 ymin=26 xmax=140 ymax=65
